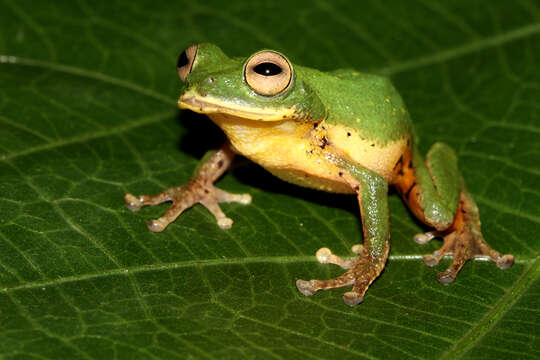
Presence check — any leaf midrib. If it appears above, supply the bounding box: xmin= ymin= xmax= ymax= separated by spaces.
xmin=1 ymin=254 xmax=535 ymax=294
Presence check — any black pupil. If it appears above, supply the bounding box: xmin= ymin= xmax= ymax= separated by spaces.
xmin=253 ymin=62 xmax=282 ymax=76
xmin=177 ymin=51 xmax=189 ymax=68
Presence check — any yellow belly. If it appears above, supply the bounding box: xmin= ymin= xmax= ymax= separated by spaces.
xmin=208 ymin=114 xmax=407 ymax=193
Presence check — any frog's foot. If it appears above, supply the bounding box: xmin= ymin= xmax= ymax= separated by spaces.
xmin=296 ymin=246 xmax=384 ymax=306
xmin=420 ymin=194 xmax=514 ymax=284
xmin=124 ymin=181 xmax=251 ymax=232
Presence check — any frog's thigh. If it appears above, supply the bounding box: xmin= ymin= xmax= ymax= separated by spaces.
xmin=408 ymin=143 xmax=461 ymax=230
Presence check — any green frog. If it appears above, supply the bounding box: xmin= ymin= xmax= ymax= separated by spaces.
xmin=124 ymin=43 xmax=514 ymax=306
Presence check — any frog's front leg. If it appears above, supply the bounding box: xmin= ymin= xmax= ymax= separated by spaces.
xmin=124 ymin=143 xmax=251 ymax=232
xmin=297 ymin=167 xmax=390 ymax=306
xmin=395 ymin=143 xmax=514 ymax=283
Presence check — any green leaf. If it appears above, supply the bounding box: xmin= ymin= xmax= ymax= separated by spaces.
xmin=1 ymin=0 xmax=539 ymax=359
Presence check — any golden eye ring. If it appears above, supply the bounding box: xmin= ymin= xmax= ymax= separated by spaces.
xmin=244 ymin=51 xmax=292 ymax=96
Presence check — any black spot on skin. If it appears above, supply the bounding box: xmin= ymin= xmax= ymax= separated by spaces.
xmin=217 ymin=160 xmax=224 ymax=168
xmin=347 ymin=132 xmax=351 ymax=137
xmin=313 ymin=123 xmax=318 ymax=129
xmin=204 ymin=189 xmax=209 ymax=194
xmin=339 ymin=171 xmax=343 ymax=177
xmin=370 ymin=143 xmax=375 ymax=147
xmin=405 ymin=182 xmax=417 ymax=198
xmin=319 ymin=136 xmax=328 ymax=149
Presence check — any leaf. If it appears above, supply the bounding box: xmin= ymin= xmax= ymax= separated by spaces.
xmin=0 ymin=0 xmax=539 ymax=359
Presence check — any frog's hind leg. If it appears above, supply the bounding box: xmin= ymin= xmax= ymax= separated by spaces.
xmin=124 ymin=144 xmax=251 ymax=232
xmin=296 ymin=166 xmax=390 ymax=306
xmin=420 ymin=190 xmax=514 ymax=283
xmin=394 ymin=143 xmax=514 ymax=284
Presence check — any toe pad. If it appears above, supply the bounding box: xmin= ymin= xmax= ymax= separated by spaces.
xmin=296 ymin=280 xmax=316 ymax=296
xmin=343 ymin=291 xmax=364 ymax=306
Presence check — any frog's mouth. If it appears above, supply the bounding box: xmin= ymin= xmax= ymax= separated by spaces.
xmin=178 ymin=92 xmax=296 ymax=121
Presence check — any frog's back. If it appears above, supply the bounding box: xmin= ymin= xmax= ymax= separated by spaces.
xmin=298 ymin=66 xmax=412 ymax=147
xmin=297 ymin=66 xmax=412 ymax=182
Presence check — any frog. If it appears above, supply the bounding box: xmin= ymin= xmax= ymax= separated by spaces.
xmin=124 ymin=43 xmax=515 ymax=306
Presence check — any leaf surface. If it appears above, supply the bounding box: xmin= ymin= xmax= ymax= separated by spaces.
xmin=0 ymin=0 xmax=539 ymax=359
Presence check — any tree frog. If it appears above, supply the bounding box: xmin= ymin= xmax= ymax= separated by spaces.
xmin=124 ymin=43 xmax=514 ymax=306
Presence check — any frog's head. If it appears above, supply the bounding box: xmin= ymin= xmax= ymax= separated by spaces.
xmin=177 ymin=43 xmax=326 ymax=122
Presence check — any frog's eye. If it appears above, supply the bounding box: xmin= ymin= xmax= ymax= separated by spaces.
xmin=177 ymin=44 xmax=198 ymax=82
xmin=244 ymin=51 xmax=292 ymax=96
